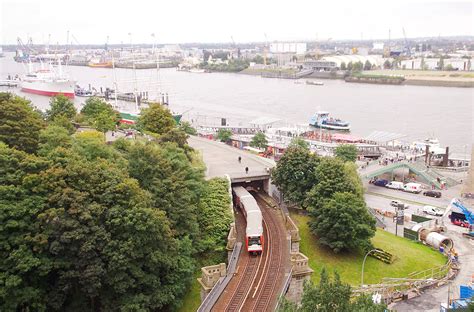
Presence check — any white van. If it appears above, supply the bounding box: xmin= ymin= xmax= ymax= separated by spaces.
xmin=403 ymin=183 xmax=422 ymax=194
xmin=423 ymin=205 xmax=443 ymax=216
xmin=386 ymin=181 xmax=404 ymax=190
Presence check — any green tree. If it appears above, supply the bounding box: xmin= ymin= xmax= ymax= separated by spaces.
xmin=217 ymin=128 xmax=233 ymax=142
xmin=80 ymin=97 xmax=114 ymax=119
xmin=179 ymin=121 xmax=197 ymax=135
xmin=93 ymin=110 xmax=117 ymax=134
xmin=335 ymin=144 xmax=358 ymax=162
xmin=309 ymin=192 xmax=376 ymax=252
xmin=0 ymin=92 xmax=45 ymax=153
xmin=340 ymin=62 xmax=346 ymax=70
xmin=38 ymin=125 xmax=72 ymax=156
xmin=250 ymin=132 xmax=268 ymax=150
xmin=288 ymin=137 xmax=309 ymax=149
xmin=126 ymin=142 xmax=204 ymax=238
xmin=272 ymin=146 xmax=320 ymax=208
xmin=278 ymin=269 xmax=387 ymax=312
xmin=306 ymin=157 xmax=359 ymax=210
xmin=363 ymin=60 xmax=372 ymax=70
xmin=46 ymin=94 xmax=76 ymax=121
xmin=347 ymin=62 xmax=353 ymax=71
xmin=50 ymin=113 xmax=75 ymax=134
xmin=445 ymin=64 xmax=454 ymax=71
xmin=198 ymin=178 xmax=233 ymax=252
xmin=383 ymin=59 xmax=392 ymax=69
xmin=136 ymin=103 xmax=176 ymax=135
xmin=353 ymin=61 xmax=363 ymax=72
xmin=0 ymin=137 xmax=197 ymax=311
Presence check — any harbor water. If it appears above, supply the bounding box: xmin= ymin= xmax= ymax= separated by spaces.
xmin=0 ymin=52 xmax=472 ymax=153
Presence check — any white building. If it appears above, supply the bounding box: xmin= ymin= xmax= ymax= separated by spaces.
xmin=270 ymin=42 xmax=307 ymax=54
xmin=400 ymin=58 xmax=472 ymax=71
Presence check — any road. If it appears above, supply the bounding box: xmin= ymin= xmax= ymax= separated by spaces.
xmin=365 ymin=183 xmax=474 ymax=311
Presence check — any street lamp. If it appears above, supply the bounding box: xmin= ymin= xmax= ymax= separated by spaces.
xmin=361 ymin=249 xmax=378 ymax=286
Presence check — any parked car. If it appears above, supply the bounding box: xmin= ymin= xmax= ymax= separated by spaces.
xmin=423 ymin=205 xmax=443 ymax=216
xmin=373 ymin=179 xmax=389 ymax=187
xmin=386 ymin=181 xmax=404 ymax=190
xmin=423 ymin=190 xmax=442 ymax=198
xmin=403 ymin=183 xmax=422 ymax=194
xmin=390 ymin=200 xmax=409 ymax=209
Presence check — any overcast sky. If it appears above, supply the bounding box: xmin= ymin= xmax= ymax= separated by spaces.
xmin=1 ymin=0 xmax=472 ymax=45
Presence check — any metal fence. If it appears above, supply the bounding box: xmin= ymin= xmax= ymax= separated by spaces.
xmin=197 ymin=242 xmax=242 ymax=312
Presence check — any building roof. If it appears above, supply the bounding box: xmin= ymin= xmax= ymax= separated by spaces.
xmin=364 ymin=131 xmax=406 ymax=144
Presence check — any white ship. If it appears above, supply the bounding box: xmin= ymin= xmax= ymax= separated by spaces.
xmin=21 ymin=61 xmax=75 ymax=98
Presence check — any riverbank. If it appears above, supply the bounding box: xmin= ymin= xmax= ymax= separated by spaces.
xmin=368 ymin=69 xmax=474 ymax=88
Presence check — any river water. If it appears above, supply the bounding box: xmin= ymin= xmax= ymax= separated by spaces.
xmin=1 ymin=52 xmax=472 ymax=153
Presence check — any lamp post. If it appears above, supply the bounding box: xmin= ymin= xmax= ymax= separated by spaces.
xmin=361 ymin=249 xmax=378 ymax=286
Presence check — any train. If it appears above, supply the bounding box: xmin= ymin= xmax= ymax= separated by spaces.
xmin=232 ymin=186 xmax=264 ymax=255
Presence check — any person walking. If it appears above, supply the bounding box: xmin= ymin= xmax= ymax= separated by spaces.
xmin=238 ymin=156 xmax=242 ymax=163
xmin=245 ymin=167 xmax=249 ymax=174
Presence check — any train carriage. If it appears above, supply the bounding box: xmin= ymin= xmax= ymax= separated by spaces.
xmin=232 ymin=186 xmax=264 ymax=255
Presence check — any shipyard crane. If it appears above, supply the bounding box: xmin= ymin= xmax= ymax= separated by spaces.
xmin=230 ymin=36 xmax=237 ymax=59
xmin=402 ymin=28 xmax=411 ymax=56
xmin=445 ymin=198 xmax=474 ymax=239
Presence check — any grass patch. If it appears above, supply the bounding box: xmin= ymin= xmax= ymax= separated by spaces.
xmin=177 ymin=250 xmax=227 ymax=312
xmin=178 ymin=271 xmax=202 ymax=312
xmin=291 ymin=212 xmax=446 ymax=286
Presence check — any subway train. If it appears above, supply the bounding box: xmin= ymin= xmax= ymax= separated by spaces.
xmin=232 ymin=186 xmax=263 ymax=255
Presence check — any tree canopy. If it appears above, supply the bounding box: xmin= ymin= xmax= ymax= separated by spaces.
xmin=271 ymin=146 xmax=320 ymax=208
xmin=279 ymin=269 xmax=387 ymax=312
xmin=136 ymin=103 xmax=176 ymax=135
xmin=217 ymin=128 xmax=232 ymax=142
xmin=272 ymin=145 xmax=374 ymax=252
xmin=0 ymin=92 xmax=231 ymax=311
xmin=80 ymin=97 xmax=119 ymax=133
xmin=335 ymin=144 xmax=358 ymax=162
xmin=250 ymin=132 xmax=268 ymax=150
xmin=309 ymin=192 xmax=376 ymax=253
xmin=0 ymin=93 xmax=44 ymax=153
xmin=46 ymin=94 xmax=76 ymax=121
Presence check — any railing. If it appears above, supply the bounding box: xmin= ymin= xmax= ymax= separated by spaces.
xmin=274 ymin=268 xmax=293 ymax=311
xmin=353 ymin=261 xmax=454 ymax=301
xmin=197 ymin=242 xmax=242 ymax=312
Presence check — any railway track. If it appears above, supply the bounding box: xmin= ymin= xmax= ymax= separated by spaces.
xmin=222 ymin=192 xmax=285 ymax=312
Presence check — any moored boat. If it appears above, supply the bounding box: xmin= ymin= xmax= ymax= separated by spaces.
xmin=309 ymin=111 xmax=350 ymax=131
xmin=21 ymin=62 xmax=75 ymax=98
xmin=306 ymin=80 xmax=324 ymax=86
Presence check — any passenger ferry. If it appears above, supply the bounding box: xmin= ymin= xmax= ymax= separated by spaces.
xmin=309 ymin=111 xmax=350 ymax=131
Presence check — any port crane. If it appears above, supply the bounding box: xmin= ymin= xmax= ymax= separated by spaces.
xmin=446 ymin=198 xmax=474 ymax=239
xmin=402 ymin=28 xmax=411 ymax=56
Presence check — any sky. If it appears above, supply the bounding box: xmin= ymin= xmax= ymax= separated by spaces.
xmin=1 ymin=0 xmax=473 ymax=45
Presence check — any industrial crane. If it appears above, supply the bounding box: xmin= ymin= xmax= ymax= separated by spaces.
xmin=446 ymin=198 xmax=474 ymax=239
xmin=402 ymin=28 xmax=411 ymax=57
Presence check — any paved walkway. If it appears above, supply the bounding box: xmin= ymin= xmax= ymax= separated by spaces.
xmin=188 ymin=136 xmax=275 ymax=179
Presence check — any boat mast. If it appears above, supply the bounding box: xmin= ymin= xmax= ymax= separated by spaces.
xmin=111 ymin=49 xmax=118 ymax=109
xmin=129 ymin=32 xmax=139 ymax=112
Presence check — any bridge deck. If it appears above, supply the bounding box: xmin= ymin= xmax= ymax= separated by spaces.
xmin=188 ymin=136 xmax=275 ymax=180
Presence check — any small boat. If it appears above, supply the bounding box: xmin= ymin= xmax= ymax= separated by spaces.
xmin=189 ymin=68 xmax=206 ymax=73
xmin=306 ymin=80 xmax=324 ymax=86
xmin=309 ymin=111 xmax=350 ymax=131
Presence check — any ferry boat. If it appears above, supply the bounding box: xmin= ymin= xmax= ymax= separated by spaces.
xmin=21 ymin=62 xmax=75 ymax=98
xmin=309 ymin=111 xmax=350 ymax=131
